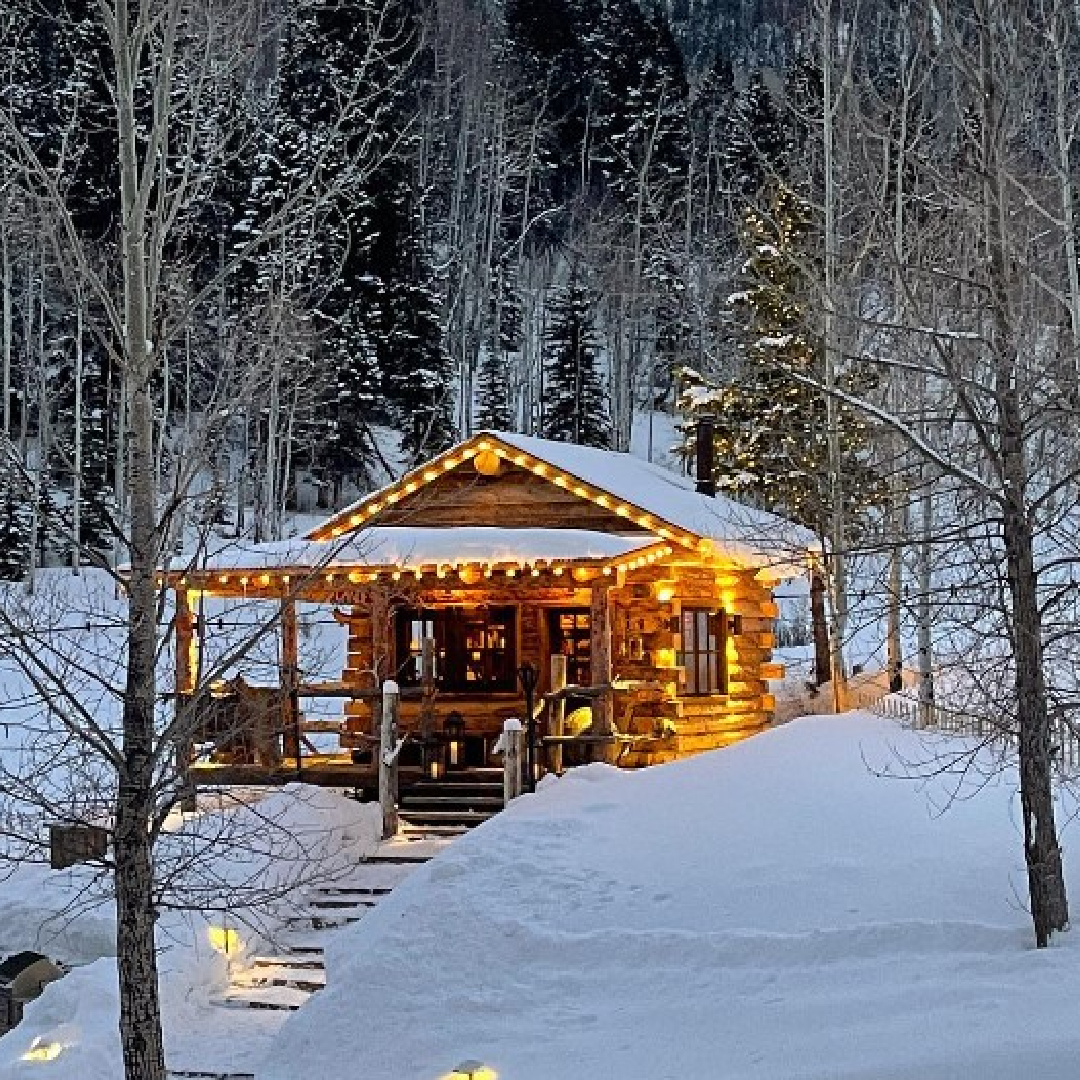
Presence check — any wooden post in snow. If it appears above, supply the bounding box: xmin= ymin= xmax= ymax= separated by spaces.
xmin=380 ymin=679 xmax=400 ymax=839
xmin=175 ymin=587 xmax=194 ymax=695
xmin=590 ymin=582 xmax=615 ymax=763
xmin=502 ymin=717 xmax=523 ymax=804
xmin=549 ymin=653 xmax=567 ymax=775
xmin=280 ymin=596 xmax=300 ymax=765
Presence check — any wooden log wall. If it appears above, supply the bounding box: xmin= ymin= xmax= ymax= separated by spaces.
xmin=320 ymin=559 xmax=781 ymax=769
xmin=610 ymin=558 xmax=781 ymax=767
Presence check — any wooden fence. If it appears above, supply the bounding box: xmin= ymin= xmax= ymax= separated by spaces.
xmin=850 ymin=679 xmax=1080 ymax=776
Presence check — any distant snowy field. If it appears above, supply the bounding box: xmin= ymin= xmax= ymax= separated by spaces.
xmin=265 ymin=714 xmax=1080 ymax=1080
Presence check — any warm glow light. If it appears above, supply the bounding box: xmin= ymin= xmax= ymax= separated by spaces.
xmin=616 ymin=505 xmax=630 ymax=517
xmin=369 ymin=501 xmax=383 ymax=513
xmin=553 ymin=476 xmax=567 ymax=488
xmin=350 ymin=515 xmax=362 ymax=526
xmin=208 ymin=925 xmax=241 ymax=955
xmin=443 ymin=457 xmax=459 ymax=470
xmin=414 ymin=569 xmax=423 ymax=580
xmin=505 ymin=567 xmax=517 ymax=577
xmin=326 ymin=572 xmax=335 ymax=582
xmin=654 ymin=584 xmax=676 ymax=603
xmin=22 ymin=1039 xmax=64 ymax=1063
xmin=218 ymin=575 xmax=229 ymax=584
xmin=602 ymin=566 xmax=612 ymax=575
xmin=392 ymin=571 xmax=402 ymax=581
xmin=553 ymin=566 xmax=564 ymax=576
xmin=386 ymin=492 xmax=400 ymax=504
xmin=444 ymin=1063 xmax=498 ymax=1080
xmin=348 ymin=572 xmax=362 ymax=584
xmin=424 ymin=470 xmax=438 ymax=482
xmin=282 ymin=574 xmax=291 ymax=584
xmin=458 ymin=565 xmax=481 ymax=585
xmin=655 ymin=648 xmax=677 ymax=668
xmin=574 ymin=486 xmax=587 ymax=497
xmin=531 ymin=568 xmax=541 ymax=577
xmin=257 ymin=574 xmax=270 ymax=587
xmin=597 ymin=495 xmax=611 ymax=508
xmin=474 ymin=449 xmax=503 ymax=476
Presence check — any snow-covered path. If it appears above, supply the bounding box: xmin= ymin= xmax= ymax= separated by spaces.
xmin=166 ymin=833 xmax=457 ymax=1078
xmin=263 ymin=714 xmax=1080 ymax=1080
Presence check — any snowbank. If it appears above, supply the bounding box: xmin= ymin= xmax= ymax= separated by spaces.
xmin=264 ymin=714 xmax=1080 ymax=1080
xmin=0 ymin=786 xmax=380 ymax=1078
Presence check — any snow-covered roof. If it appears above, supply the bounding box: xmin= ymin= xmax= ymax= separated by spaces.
xmin=489 ymin=432 xmax=816 ymax=559
xmin=183 ymin=527 xmax=661 ymax=574
xmin=305 ymin=431 xmax=816 ymax=572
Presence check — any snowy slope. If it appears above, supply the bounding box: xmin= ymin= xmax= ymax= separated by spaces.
xmin=264 ymin=714 xmax=1080 ymax=1080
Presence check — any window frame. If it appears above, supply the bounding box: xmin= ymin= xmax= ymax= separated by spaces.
xmin=679 ymin=607 xmax=728 ymax=696
xmin=394 ymin=606 xmax=517 ymax=692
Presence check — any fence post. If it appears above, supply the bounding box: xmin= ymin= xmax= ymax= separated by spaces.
xmin=380 ymin=679 xmax=400 ymax=839
xmin=503 ymin=718 xmax=523 ymax=804
xmin=549 ymin=654 xmax=567 ymax=775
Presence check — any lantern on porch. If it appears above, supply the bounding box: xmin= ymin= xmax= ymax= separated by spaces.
xmin=444 ymin=711 xmax=465 ymax=770
xmin=427 ymin=746 xmax=446 ymax=780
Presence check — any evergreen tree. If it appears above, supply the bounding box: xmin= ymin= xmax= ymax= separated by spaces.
xmin=0 ymin=445 xmax=31 ymax=580
xmin=475 ymin=352 xmax=512 ymax=431
xmin=679 ymin=185 xmax=882 ymax=536
xmin=542 ymin=275 xmax=612 ymax=448
xmin=723 ymin=72 xmax=787 ymax=199
xmin=475 ymin=265 xmax=522 ymax=431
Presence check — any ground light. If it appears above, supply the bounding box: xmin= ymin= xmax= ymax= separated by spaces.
xmin=445 ymin=1062 xmax=497 ymax=1080
xmin=22 ymin=1038 xmax=64 ymax=1062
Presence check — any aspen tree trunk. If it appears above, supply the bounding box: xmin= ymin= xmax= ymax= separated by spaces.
xmin=977 ymin=0 xmax=1068 ymax=944
xmin=113 ymin=0 xmax=167 ymax=1069
xmin=820 ymin=0 xmax=849 ymax=711
xmin=915 ymin=470 xmax=934 ymax=728
xmin=1 ymin=216 xmax=10 ymax=435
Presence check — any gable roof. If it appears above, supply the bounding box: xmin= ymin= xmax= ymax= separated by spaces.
xmin=308 ymin=431 xmax=816 ymax=571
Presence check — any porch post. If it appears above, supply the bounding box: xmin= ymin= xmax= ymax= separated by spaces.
xmin=280 ymin=596 xmax=300 ymax=764
xmin=371 ymin=586 xmax=391 ymax=680
xmin=175 ymin=587 xmax=194 ymax=694
xmin=380 ymin=680 xmax=401 ymax=838
xmin=549 ymin=653 xmax=567 ymax=774
xmin=590 ymin=582 xmax=616 ymax=763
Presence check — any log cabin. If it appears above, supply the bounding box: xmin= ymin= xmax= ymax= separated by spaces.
xmin=165 ymin=429 xmax=815 ymax=787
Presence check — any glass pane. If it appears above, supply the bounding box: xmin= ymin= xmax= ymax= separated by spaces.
xmin=708 ymin=652 xmax=719 ymax=693
xmin=697 ymin=654 xmax=709 ymax=693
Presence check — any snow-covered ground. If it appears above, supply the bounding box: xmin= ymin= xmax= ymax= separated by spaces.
xmin=263 ymin=714 xmax=1080 ymax=1080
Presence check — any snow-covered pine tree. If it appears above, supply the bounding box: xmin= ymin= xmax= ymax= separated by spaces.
xmin=0 ymin=442 xmax=31 ymax=580
xmin=542 ymin=273 xmax=612 ymax=448
xmin=723 ymin=71 xmax=787 ymax=200
xmin=678 ymin=183 xmax=881 ymax=536
xmin=391 ymin=273 xmax=456 ymax=463
xmin=475 ymin=264 xmax=522 ymax=431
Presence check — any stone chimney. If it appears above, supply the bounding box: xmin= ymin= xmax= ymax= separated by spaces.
xmin=695 ymin=415 xmax=717 ymax=497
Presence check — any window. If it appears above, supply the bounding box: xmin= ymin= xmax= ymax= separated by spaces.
xmin=680 ymin=608 xmax=727 ymax=696
xmin=395 ymin=607 xmax=517 ymax=692
xmin=548 ymin=609 xmax=591 ymax=686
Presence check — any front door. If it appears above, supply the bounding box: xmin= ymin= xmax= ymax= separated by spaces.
xmin=547 ymin=608 xmax=591 ymax=687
